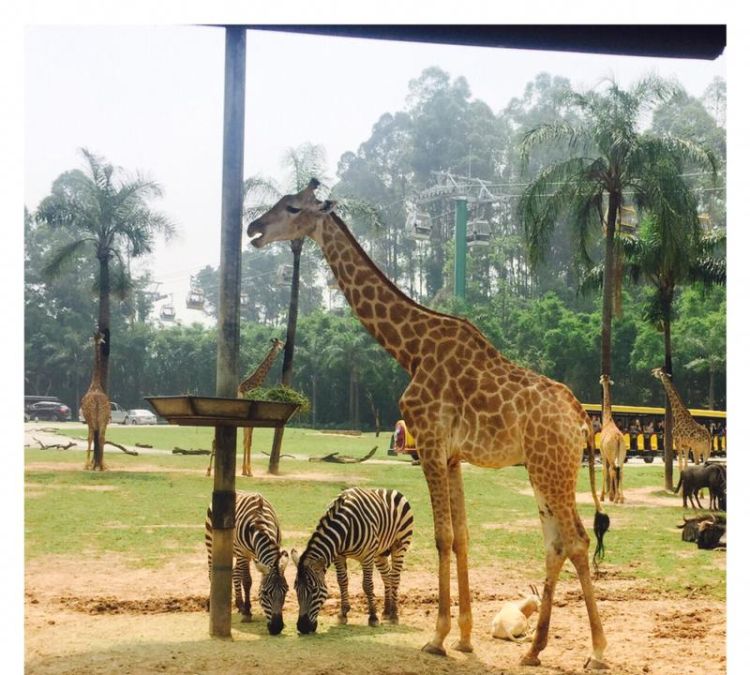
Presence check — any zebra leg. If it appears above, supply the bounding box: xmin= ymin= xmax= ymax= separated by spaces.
xmin=361 ymin=558 xmax=379 ymax=626
xmin=235 ymin=557 xmax=252 ymax=621
xmin=374 ymin=555 xmax=392 ymax=621
xmin=386 ymin=544 xmax=409 ymax=624
xmin=334 ymin=557 xmax=350 ymax=624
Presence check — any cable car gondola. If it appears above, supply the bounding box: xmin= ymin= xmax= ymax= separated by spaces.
xmin=406 ymin=211 xmax=432 ymax=241
xmin=276 ymin=265 xmax=293 ymax=285
xmin=186 ymin=289 xmax=205 ymax=310
xmin=466 ymin=220 xmax=491 ymax=247
xmin=160 ymin=303 xmax=176 ymax=321
xmin=240 ymin=292 xmax=249 ymax=307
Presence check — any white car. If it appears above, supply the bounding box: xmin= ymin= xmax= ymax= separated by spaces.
xmin=78 ymin=401 xmax=129 ymax=424
xmin=125 ymin=408 xmax=158 ymax=425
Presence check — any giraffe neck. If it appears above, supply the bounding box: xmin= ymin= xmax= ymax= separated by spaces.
xmin=238 ymin=343 xmax=283 ymax=394
xmin=601 ymin=381 xmax=613 ymax=424
xmin=660 ymin=376 xmax=690 ymax=420
xmin=311 ymin=213 xmax=466 ymax=374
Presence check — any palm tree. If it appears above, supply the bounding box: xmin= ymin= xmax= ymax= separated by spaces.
xmin=620 ymin=215 xmax=725 ymax=488
xmin=518 ymin=77 xmax=716 ymax=384
xmin=35 ymin=148 xmax=174 ymax=389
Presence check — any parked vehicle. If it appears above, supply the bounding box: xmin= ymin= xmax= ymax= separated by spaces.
xmin=78 ymin=401 xmax=129 ymax=424
xmin=125 ymin=409 xmax=157 ymax=425
xmin=27 ymin=400 xmax=72 ymax=422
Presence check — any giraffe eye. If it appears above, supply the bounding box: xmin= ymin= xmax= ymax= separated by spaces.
xmin=286 ymin=206 xmax=301 ymax=214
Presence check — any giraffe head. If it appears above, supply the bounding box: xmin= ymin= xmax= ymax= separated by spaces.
xmin=599 ymin=374 xmax=614 ymax=386
xmin=247 ymin=179 xmax=337 ymax=248
xmin=651 ymin=367 xmax=669 ymax=381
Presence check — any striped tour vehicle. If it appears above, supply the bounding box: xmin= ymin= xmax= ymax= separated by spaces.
xmin=292 ymin=487 xmax=414 ymax=634
xmin=205 ymin=491 xmax=289 ymax=634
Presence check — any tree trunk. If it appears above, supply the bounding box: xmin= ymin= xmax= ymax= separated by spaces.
xmin=311 ymin=376 xmax=318 ymax=427
xmin=97 ymin=254 xmax=111 ymax=392
xmin=708 ymin=366 xmax=716 ymax=410
xmin=600 ymin=191 xmax=620 ymax=380
xmin=663 ymin=312 xmax=675 ymax=491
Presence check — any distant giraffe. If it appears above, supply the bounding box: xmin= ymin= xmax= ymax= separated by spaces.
xmin=246 ymin=180 xmax=610 ymax=669
xmin=599 ymin=375 xmax=626 ymax=503
xmin=652 ymin=368 xmax=711 ymax=470
xmin=206 ymin=338 xmax=284 ymax=477
xmin=80 ymin=332 xmax=110 ymax=471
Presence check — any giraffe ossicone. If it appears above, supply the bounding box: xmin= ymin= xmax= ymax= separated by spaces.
xmin=247 ymin=179 xmax=610 ymax=669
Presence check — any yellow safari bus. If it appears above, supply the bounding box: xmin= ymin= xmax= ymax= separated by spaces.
xmin=581 ymin=403 xmax=727 ymax=463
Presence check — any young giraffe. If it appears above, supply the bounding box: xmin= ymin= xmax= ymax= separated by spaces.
xmin=80 ymin=332 xmax=110 ymax=471
xmin=652 ymin=368 xmax=711 ymax=470
xmin=247 ymin=180 xmax=610 ymax=670
xmin=205 ymin=338 xmax=284 ymax=477
xmin=598 ymin=375 xmax=626 ymax=503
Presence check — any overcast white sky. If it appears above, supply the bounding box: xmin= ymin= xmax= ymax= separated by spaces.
xmin=24 ymin=25 xmax=726 ymax=324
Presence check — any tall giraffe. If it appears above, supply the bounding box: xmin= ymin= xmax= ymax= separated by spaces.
xmin=205 ymin=338 xmax=284 ymax=477
xmin=80 ymin=332 xmax=110 ymax=471
xmin=599 ymin=375 xmax=626 ymax=503
xmin=652 ymin=368 xmax=711 ymax=470
xmin=247 ymin=180 xmax=610 ymax=669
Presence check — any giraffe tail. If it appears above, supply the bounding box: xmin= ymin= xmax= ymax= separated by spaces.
xmin=585 ymin=425 xmax=610 ymax=567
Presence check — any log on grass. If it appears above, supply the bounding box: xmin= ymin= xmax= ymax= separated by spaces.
xmin=105 ymin=441 xmax=139 ymax=456
xmin=309 ymin=446 xmax=377 ymax=464
xmin=172 ymin=447 xmax=211 ymax=456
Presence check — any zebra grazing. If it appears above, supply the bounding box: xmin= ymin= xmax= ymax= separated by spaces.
xmin=205 ymin=491 xmax=289 ymax=634
xmin=292 ymin=487 xmax=413 ymax=634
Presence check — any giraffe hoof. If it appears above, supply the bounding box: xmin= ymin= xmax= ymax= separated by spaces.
xmin=520 ymin=654 xmax=541 ymax=666
xmin=584 ymin=656 xmax=609 ymax=670
xmin=451 ymin=639 xmax=474 ymax=653
xmin=421 ymin=642 xmax=447 ymax=657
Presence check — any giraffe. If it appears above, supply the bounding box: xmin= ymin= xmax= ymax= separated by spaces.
xmin=205 ymin=337 xmax=284 ymax=477
xmin=80 ymin=332 xmax=110 ymax=471
xmin=598 ymin=375 xmax=626 ymax=503
xmin=652 ymin=368 xmax=711 ymax=470
xmin=247 ymin=180 xmax=610 ymax=670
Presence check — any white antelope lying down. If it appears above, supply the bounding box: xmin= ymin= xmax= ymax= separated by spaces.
xmin=491 ymin=586 xmax=542 ymax=642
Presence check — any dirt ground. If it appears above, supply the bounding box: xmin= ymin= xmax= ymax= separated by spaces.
xmin=24 ymin=427 xmax=727 ymax=673
xmin=25 ymin=551 xmax=726 ymax=675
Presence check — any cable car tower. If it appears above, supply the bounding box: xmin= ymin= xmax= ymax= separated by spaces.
xmin=409 ymin=171 xmax=500 ymax=299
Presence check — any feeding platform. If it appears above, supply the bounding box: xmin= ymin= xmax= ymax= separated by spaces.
xmin=145 ymin=395 xmax=300 ymax=428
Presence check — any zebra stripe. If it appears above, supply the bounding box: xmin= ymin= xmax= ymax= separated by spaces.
xmin=205 ymin=491 xmax=289 ymax=634
xmin=293 ymin=487 xmax=413 ymax=633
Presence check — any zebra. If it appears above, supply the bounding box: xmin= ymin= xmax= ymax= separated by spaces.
xmin=205 ymin=491 xmax=289 ymax=634
xmin=292 ymin=487 xmax=413 ymax=634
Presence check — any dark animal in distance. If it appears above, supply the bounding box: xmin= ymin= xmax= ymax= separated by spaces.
xmin=674 ymin=463 xmax=726 ymax=510
xmin=677 ymin=514 xmax=726 ymax=550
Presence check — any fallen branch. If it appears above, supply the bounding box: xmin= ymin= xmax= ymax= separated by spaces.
xmin=261 ymin=451 xmax=296 ymax=459
xmin=135 ymin=442 xmax=153 ymax=448
xmin=33 ymin=437 xmax=77 ymax=450
xmin=172 ymin=447 xmax=211 ymax=456
xmin=105 ymin=441 xmax=139 ymax=456
xmin=309 ymin=446 xmax=377 ymax=464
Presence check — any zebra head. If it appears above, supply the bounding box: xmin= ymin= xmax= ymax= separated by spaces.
xmin=291 ymin=548 xmax=328 ymax=634
xmin=254 ymin=550 xmax=290 ymax=635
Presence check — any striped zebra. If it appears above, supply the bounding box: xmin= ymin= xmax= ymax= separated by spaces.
xmin=292 ymin=487 xmax=413 ymax=634
xmin=205 ymin=491 xmax=289 ymax=634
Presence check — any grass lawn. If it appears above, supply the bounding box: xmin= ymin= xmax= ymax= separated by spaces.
xmin=25 ymin=425 xmax=725 ymax=600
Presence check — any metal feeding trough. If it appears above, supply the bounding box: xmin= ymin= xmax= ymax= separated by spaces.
xmin=145 ymin=395 xmax=300 ymax=428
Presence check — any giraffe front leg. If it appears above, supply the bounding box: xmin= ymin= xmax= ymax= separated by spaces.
xmin=569 ymin=543 xmax=608 ymax=669
xmin=206 ymin=440 xmax=215 ymax=476
xmin=241 ymin=428 xmax=253 ymax=477
xmin=84 ymin=429 xmax=93 ymax=470
xmin=420 ymin=458 xmax=452 ymax=656
xmin=447 ymin=459 xmax=473 ymax=653
xmin=600 ymin=458 xmax=608 ymax=502
xmin=334 ymin=557 xmax=350 ymax=624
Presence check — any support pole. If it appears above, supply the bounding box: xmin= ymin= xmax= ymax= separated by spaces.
xmin=209 ymin=25 xmax=246 ymax=638
xmin=453 ymin=197 xmax=467 ymax=299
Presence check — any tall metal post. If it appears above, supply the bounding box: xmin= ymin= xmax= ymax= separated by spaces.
xmin=453 ymin=197 xmax=468 ymax=299
xmin=209 ymin=26 xmax=246 ymax=638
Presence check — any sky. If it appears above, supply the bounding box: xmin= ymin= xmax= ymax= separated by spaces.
xmin=24 ymin=25 xmax=727 ymax=326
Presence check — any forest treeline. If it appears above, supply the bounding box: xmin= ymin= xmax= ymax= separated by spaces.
xmin=24 ymin=68 xmax=726 ymax=430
